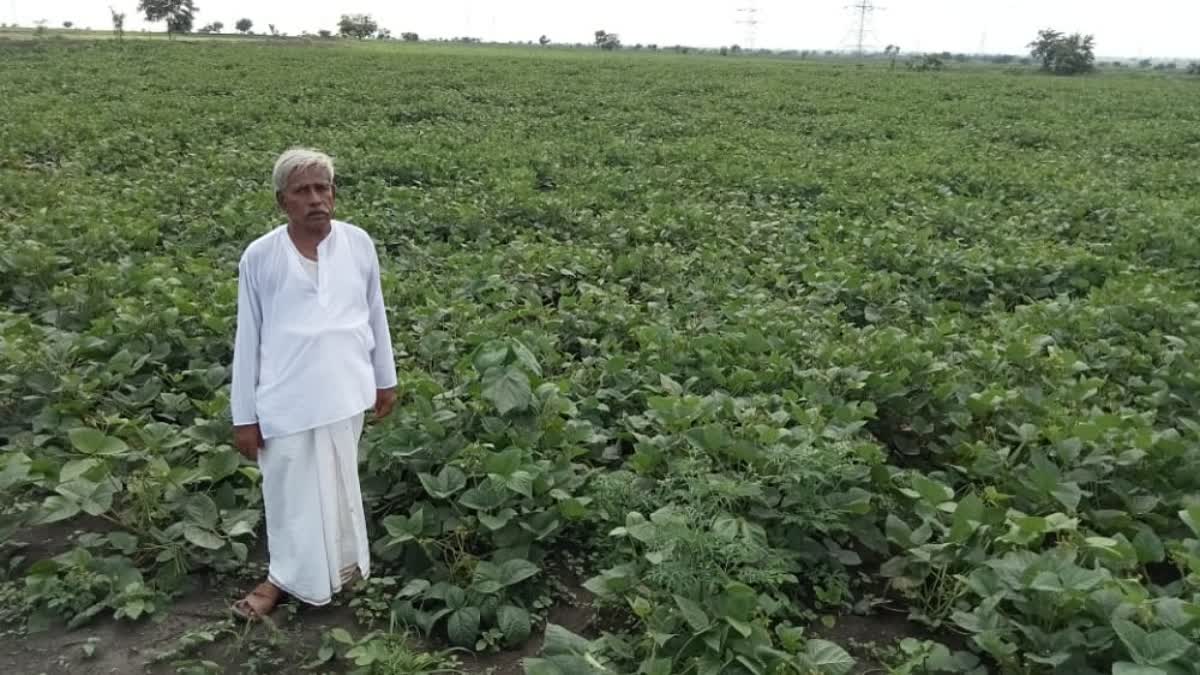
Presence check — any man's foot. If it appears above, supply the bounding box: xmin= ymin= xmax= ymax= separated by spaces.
xmin=232 ymin=581 xmax=282 ymax=621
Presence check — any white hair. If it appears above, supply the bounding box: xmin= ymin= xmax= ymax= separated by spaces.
xmin=272 ymin=147 xmax=335 ymax=193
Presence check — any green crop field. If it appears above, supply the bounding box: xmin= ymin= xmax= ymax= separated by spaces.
xmin=2 ymin=37 xmax=1200 ymax=674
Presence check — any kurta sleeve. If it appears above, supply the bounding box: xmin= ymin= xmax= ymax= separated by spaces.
xmin=230 ymin=256 xmax=263 ymax=426
xmin=365 ymin=241 xmax=398 ymax=390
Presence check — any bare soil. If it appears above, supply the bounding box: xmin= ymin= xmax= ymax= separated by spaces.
xmin=0 ymin=530 xmax=601 ymax=675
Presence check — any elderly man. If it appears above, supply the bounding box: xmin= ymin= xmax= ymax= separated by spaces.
xmin=229 ymin=148 xmax=397 ymax=620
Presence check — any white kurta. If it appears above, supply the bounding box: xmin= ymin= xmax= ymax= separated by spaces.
xmin=230 ymin=220 xmax=397 ymax=439
xmin=229 ymin=220 xmax=396 ymax=604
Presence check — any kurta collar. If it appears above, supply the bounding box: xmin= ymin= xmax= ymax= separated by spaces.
xmin=285 ymin=221 xmax=340 ymax=306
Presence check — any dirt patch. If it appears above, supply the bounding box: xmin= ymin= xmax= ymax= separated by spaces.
xmin=812 ymin=610 xmax=970 ymax=674
xmin=0 ymin=575 xmax=237 ymax=675
xmin=0 ymin=548 xmax=601 ymax=675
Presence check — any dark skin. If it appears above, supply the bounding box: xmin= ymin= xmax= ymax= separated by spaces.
xmin=231 ymin=165 xmax=395 ymax=620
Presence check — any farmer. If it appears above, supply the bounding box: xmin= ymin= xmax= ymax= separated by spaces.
xmin=228 ymin=147 xmax=397 ymax=620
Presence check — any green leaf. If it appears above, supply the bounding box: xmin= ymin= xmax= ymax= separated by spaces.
xmin=1112 ymin=619 xmax=1192 ymax=666
xmin=1112 ymin=663 xmax=1167 ymax=675
xmin=499 ymin=559 xmax=540 ymax=586
xmin=383 ymin=510 xmax=424 ymax=542
xmin=673 ymin=595 xmax=710 ymax=632
xmin=1133 ymin=528 xmax=1165 ymax=564
xmin=56 ymin=478 xmax=115 ymax=516
xmin=484 ymin=448 xmax=523 ymax=477
xmin=510 ymin=340 xmax=543 ymax=377
xmin=330 ymin=627 xmax=354 ymax=645
xmin=182 ymin=493 xmax=219 ymax=528
xmin=107 ymin=532 xmax=138 ymax=554
xmin=804 ymin=639 xmax=855 ymax=675
xmin=418 ymin=466 xmax=467 ymax=499
xmin=398 ymin=579 xmax=430 ymax=598
xmin=183 ymin=524 xmax=224 ymax=550
xmin=68 ymin=428 xmax=129 ymax=456
xmin=473 ymin=342 xmax=510 ymax=373
xmin=1058 ymin=565 xmax=1108 ymax=592
xmin=447 ymin=607 xmax=481 ymax=647
xmin=950 ymin=492 xmax=985 ymax=543
xmin=60 ymin=458 xmax=102 ymax=483
xmin=459 ymin=480 xmax=508 ymax=511
xmin=542 ymin=623 xmax=593 ymax=656
xmin=497 ymin=605 xmax=531 ymax=645
xmin=726 ymin=617 xmax=754 ymax=638
xmin=712 ymin=515 xmax=739 ymax=540
xmin=472 ymin=561 xmax=505 ymax=594
xmin=910 ymin=474 xmax=954 ymax=506
xmin=504 ymin=470 xmax=535 ymax=498
xmin=886 ymin=514 xmax=913 ymax=547
xmin=37 ymin=495 xmax=81 ymax=524
xmin=1051 ymin=481 xmax=1083 ymax=512
xmin=479 ymin=508 xmax=515 ymax=530
xmin=1180 ymin=508 xmax=1200 ymax=538
xmin=202 ymin=450 xmax=241 ymax=481
xmin=1030 ymin=572 xmax=1063 ymax=592
xmin=719 ymin=582 xmax=757 ymax=621
xmin=482 ymin=367 xmax=532 ymax=415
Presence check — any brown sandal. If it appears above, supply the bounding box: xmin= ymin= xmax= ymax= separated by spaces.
xmin=232 ymin=581 xmax=282 ymax=621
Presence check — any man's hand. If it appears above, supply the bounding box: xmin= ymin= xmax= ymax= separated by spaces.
xmin=234 ymin=423 xmax=264 ymax=460
xmin=373 ymin=387 xmax=396 ymax=419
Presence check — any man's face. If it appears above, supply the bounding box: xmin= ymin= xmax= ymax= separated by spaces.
xmin=277 ymin=165 xmax=335 ymax=232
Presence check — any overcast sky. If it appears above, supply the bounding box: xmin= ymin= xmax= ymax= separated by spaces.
xmin=7 ymin=1 xmax=1198 ymax=58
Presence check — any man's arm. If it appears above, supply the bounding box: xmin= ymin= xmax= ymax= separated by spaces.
xmin=365 ymin=239 xmax=397 ymax=418
xmin=231 ymin=257 xmax=264 ymax=456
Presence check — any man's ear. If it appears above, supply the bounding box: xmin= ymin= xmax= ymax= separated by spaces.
xmin=275 ymin=191 xmax=285 ymax=209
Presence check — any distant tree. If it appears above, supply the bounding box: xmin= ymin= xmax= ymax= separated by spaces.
xmin=1188 ymin=62 xmax=1200 ymax=75
xmin=63 ymin=21 xmax=74 ymax=29
xmin=647 ymin=43 xmax=657 ymax=51
xmin=317 ymin=29 xmax=332 ymax=38
xmin=1028 ymin=28 xmax=1095 ymax=75
xmin=198 ymin=21 xmax=223 ymax=33
xmin=1138 ymin=58 xmax=1152 ymax=69
xmin=139 ymin=0 xmax=197 ymax=38
xmin=338 ymin=13 xmax=378 ymax=39
xmin=110 ymin=6 xmax=126 ymax=40
xmin=907 ymin=53 xmax=944 ymax=72
xmin=719 ymin=46 xmax=728 ymax=56
xmin=235 ymin=18 xmax=252 ymax=34
xmin=539 ymin=34 xmax=549 ymax=46
xmin=731 ymin=44 xmax=742 ymax=55
xmin=375 ymin=27 xmax=391 ymax=40
xmin=401 ymin=31 xmax=419 ymax=41
xmin=268 ymin=23 xmax=278 ymax=36
xmin=594 ymin=29 xmax=620 ymax=50
xmin=884 ymin=44 xmax=900 ymax=69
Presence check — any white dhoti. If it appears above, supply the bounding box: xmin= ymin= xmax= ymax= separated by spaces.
xmin=258 ymin=412 xmax=370 ymax=606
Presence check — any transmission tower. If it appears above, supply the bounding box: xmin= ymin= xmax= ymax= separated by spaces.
xmin=844 ymin=1 xmax=884 ymax=56
xmin=736 ymin=2 xmax=760 ymax=50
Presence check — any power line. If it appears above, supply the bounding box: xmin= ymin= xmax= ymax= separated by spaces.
xmin=844 ymin=1 xmax=884 ymax=55
xmin=736 ymin=2 xmax=760 ymax=50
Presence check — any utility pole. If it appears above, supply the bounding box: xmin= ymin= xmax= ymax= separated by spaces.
xmin=846 ymin=1 xmax=882 ymax=56
xmin=736 ymin=2 xmax=759 ymax=50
